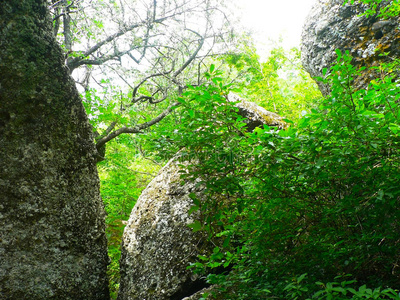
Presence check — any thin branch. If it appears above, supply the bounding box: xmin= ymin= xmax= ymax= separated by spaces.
xmin=95 ymin=101 xmax=180 ymax=150
xmin=138 ymin=144 xmax=162 ymax=166
xmin=174 ymin=30 xmax=204 ymax=78
xmin=107 ymin=65 xmax=135 ymax=90
xmin=96 ymin=121 xmax=118 ymax=142
xmin=66 ymin=12 xmax=185 ymax=72
xmin=149 ymin=93 xmax=168 ymax=104
xmin=127 ymin=31 xmax=204 ymax=105
xmin=52 ymin=10 xmax=79 ymax=21
xmin=131 ymin=62 xmax=175 ymax=102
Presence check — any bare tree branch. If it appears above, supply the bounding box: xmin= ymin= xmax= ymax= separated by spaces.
xmin=67 ymin=22 xmax=143 ymax=71
xmin=131 ymin=63 xmax=175 ymax=102
xmin=95 ymin=101 xmax=180 ymax=150
xmin=66 ymin=10 xmax=191 ymax=72
xmin=172 ymin=29 xmax=205 ymax=79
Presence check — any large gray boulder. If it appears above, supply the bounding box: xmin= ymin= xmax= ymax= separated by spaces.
xmin=0 ymin=1 xmax=109 ymax=299
xmin=118 ymin=97 xmax=283 ymax=300
xmin=301 ymin=0 xmax=400 ymax=95
xmin=118 ymin=157 xmax=209 ymax=300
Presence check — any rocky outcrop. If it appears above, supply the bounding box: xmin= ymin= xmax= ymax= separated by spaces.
xmin=301 ymin=0 xmax=400 ymax=95
xmin=118 ymin=157 xmax=210 ymax=300
xmin=118 ymin=98 xmax=282 ymax=300
xmin=229 ymin=93 xmax=287 ymax=130
xmin=0 ymin=1 xmax=109 ymax=299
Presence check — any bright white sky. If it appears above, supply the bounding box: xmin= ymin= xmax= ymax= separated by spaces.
xmin=235 ymin=0 xmax=317 ymax=58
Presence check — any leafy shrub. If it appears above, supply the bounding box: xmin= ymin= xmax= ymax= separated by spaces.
xmin=178 ymin=53 xmax=400 ymax=298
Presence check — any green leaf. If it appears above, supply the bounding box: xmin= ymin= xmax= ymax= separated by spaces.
xmin=335 ymin=49 xmax=342 ymax=60
xmin=188 ymin=205 xmax=199 ymax=215
xmin=188 ymin=220 xmax=202 ymax=232
xmin=210 ymin=64 xmax=215 ymax=73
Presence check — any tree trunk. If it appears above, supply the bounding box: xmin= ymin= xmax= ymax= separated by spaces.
xmin=0 ymin=1 xmax=109 ymax=299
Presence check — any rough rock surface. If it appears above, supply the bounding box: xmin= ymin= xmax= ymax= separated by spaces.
xmin=118 ymin=157 xmax=209 ymax=300
xmin=228 ymin=93 xmax=287 ymax=130
xmin=0 ymin=1 xmax=109 ymax=299
xmin=301 ymin=0 xmax=400 ymax=95
xmin=181 ymin=286 xmax=216 ymax=300
xmin=118 ymin=99 xmax=281 ymax=300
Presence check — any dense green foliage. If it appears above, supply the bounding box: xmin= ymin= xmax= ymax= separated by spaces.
xmin=220 ymin=43 xmax=321 ymax=123
xmin=167 ymin=51 xmax=400 ymax=299
xmin=76 ymin=1 xmax=400 ymax=299
xmin=92 ymin=40 xmax=322 ymax=297
xmin=94 ymin=49 xmax=400 ymax=299
xmin=97 ymin=138 xmax=160 ymax=298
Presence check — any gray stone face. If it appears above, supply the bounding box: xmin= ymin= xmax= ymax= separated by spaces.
xmin=118 ymin=98 xmax=282 ymax=300
xmin=301 ymin=0 xmax=400 ymax=95
xmin=0 ymin=1 xmax=109 ymax=299
xmin=118 ymin=157 xmax=209 ymax=300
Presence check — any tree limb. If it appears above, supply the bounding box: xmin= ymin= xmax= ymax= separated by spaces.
xmin=131 ymin=63 xmax=175 ymax=102
xmin=172 ymin=29 xmax=205 ymax=79
xmin=95 ymin=101 xmax=180 ymax=150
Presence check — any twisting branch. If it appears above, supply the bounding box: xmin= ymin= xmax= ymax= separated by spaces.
xmin=67 ymin=22 xmax=143 ymax=71
xmin=95 ymin=101 xmax=181 ymax=150
xmin=49 ymin=0 xmax=64 ymax=9
xmin=56 ymin=0 xmax=236 ymax=161
xmin=131 ymin=63 xmax=175 ymax=103
xmin=172 ymin=29 xmax=205 ymax=79
xmin=97 ymin=121 xmax=118 ymax=142
xmin=128 ymin=30 xmax=205 ymax=105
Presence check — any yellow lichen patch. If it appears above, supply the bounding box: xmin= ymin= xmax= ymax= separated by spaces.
xmin=228 ymin=93 xmax=288 ymax=130
xmin=340 ymin=19 xmax=400 ymax=91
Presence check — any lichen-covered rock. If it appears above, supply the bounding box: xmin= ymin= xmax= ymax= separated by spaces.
xmin=118 ymin=157 xmax=209 ymax=300
xmin=301 ymin=0 xmax=400 ymax=95
xmin=229 ymin=93 xmax=287 ymax=130
xmin=118 ymin=99 xmax=282 ymax=300
xmin=0 ymin=1 xmax=109 ymax=299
